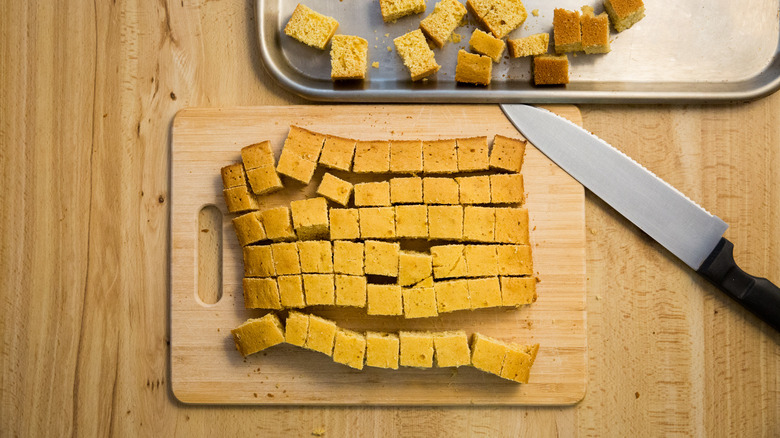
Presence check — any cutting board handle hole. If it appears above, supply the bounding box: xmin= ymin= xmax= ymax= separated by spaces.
xmin=197 ymin=204 xmax=223 ymax=305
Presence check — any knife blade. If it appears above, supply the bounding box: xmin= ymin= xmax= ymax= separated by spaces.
xmin=501 ymin=104 xmax=780 ymax=331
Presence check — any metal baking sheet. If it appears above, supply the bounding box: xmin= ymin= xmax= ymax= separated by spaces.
xmin=256 ymin=0 xmax=780 ymax=103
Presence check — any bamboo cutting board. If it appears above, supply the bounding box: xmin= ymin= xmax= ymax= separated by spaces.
xmin=170 ymin=105 xmax=586 ymax=405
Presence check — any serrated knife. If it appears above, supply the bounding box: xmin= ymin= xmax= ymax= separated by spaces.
xmin=501 ymin=104 xmax=780 ymax=331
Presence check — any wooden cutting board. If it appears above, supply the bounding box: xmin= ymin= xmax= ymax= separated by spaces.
xmin=170 ymin=105 xmax=586 ymax=405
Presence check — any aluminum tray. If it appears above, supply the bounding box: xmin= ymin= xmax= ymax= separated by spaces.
xmin=256 ymin=0 xmax=780 ymax=103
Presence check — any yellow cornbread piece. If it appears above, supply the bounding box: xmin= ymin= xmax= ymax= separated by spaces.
xmin=433 ymin=330 xmax=471 ymax=367
xmin=354 ymin=181 xmax=391 ymax=206
xmin=359 ymin=207 xmax=395 ymax=239
xmin=297 ymin=240 xmax=333 ymax=273
xmin=395 ymin=204 xmax=428 ymax=239
xmin=581 ymin=6 xmax=610 ymax=54
xmin=469 ymin=29 xmax=506 ymax=62
xmin=276 ymin=126 xmax=325 ymax=185
xmin=467 ymin=0 xmax=527 ymax=39
xmin=470 ymin=333 xmax=508 ymax=375
xmin=223 ymin=185 xmax=259 ymax=213
xmin=284 ymin=3 xmax=339 ymax=50
xmin=316 ymin=173 xmax=353 ymax=206
xmin=489 ymin=134 xmax=527 ymax=173
xmin=333 ymin=240 xmax=364 ymax=275
xmin=495 ymin=207 xmax=530 ymax=244
xmin=423 ymin=139 xmax=458 ymax=174
xmin=278 ymin=275 xmax=306 ymax=308
xmin=261 ymin=206 xmax=297 ymax=241
xmin=464 ymin=245 xmax=499 ymax=277
xmin=380 ymin=0 xmax=426 ymax=22
xmin=335 ymin=274 xmax=368 ymax=307
xmin=302 ymin=274 xmax=335 ymax=306
xmin=455 ymin=50 xmax=492 ymax=86
xmin=330 ymin=35 xmax=368 ymax=80
xmin=290 ymin=197 xmax=330 ymax=240
xmin=419 ymin=0 xmax=468 ymax=48
xmin=353 ymin=140 xmax=391 ymax=173
xmin=270 ymin=242 xmax=301 ymax=275
xmin=508 ymin=33 xmax=549 ymax=57
xmin=319 ymin=135 xmax=357 ymax=172
xmin=399 ymin=331 xmax=434 ymax=367
xmin=423 ymin=177 xmax=459 ymax=204
xmin=603 ymin=0 xmax=645 ymax=32
xmin=402 ymin=287 xmax=438 ymax=318
xmin=497 ymin=244 xmax=533 ymax=275
xmin=231 ymin=313 xmax=285 ymax=357
xmin=489 ymin=173 xmax=525 ymax=204
xmin=284 ymin=310 xmax=310 ymax=347
xmin=434 ymin=279 xmax=470 ymax=312
xmin=553 ymin=8 xmax=582 ymax=53
xmin=241 ymin=141 xmax=275 ymax=170
xmin=500 ymin=343 xmax=537 ymax=383
xmin=457 ymin=175 xmax=491 ymax=205
xmin=390 ymin=177 xmax=423 ymax=204
xmin=389 ymin=140 xmax=424 ymax=173
xmin=463 ymin=206 xmax=496 ymax=242
xmin=365 ymin=332 xmax=400 ymax=369
xmin=468 ymin=277 xmax=502 ymax=309
xmin=456 ymin=136 xmax=489 ymax=171
xmin=221 ymin=163 xmax=246 ymax=189
xmin=398 ymin=251 xmax=433 ymax=286
xmin=242 ymin=278 xmax=282 ymax=309
xmin=393 ymin=29 xmax=441 ymax=81
xmin=534 ymin=54 xmax=570 ymax=85
xmin=428 ymin=205 xmax=463 ymax=240
xmin=243 ymin=246 xmax=275 ymax=278
xmin=329 ymin=208 xmax=360 ymax=240
xmin=500 ymin=276 xmax=537 ymax=306
xmin=431 ymin=244 xmax=467 ymax=279
xmin=367 ymin=284 xmax=403 ymax=315
xmin=246 ymin=166 xmax=284 ymax=196
xmin=305 ymin=314 xmax=338 ymax=356
xmin=364 ymin=240 xmax=400 ymax=276
xmin=232 ymin=211 xmax=267 ymax=246
xmin=332 ymin=329 xmax=367 ymax=370
xmin=275 ymin=150 xmax=317 ymax=185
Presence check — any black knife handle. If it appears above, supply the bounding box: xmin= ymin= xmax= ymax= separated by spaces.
xmin=697 ymin=238 xmax=780 ymax=332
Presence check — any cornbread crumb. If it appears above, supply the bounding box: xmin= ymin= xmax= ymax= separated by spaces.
xmin=284 ymin=4 xmax=339 ymax=50
xmin=455 ymin=50 xmax=492 ymax=86
xmin=372 ymin=61 xmax=380 ymax=68
xmin=508 ymin=33 xmax=549 ymax=57
xmin=330 ymin=35 xmax=369 ymax=80
xmin=420 ymin=0 xmax=468 ymax=48
xmin=532 ymin=8 xmax=539 ymax=16
xmin=394 ymin=29 xmax=441 ymax=81
xmin=469 ymin=29 xmax=506 ymax=62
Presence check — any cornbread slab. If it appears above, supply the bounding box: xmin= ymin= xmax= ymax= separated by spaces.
xmin=171 ymin=105 xmax=586 ymax=405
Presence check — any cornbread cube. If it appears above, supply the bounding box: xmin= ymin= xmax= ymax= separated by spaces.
xmin=223 ymin=186 xmax=259 ymax=213
xmin=277 ymin=275 xmax=306 ymax=308
xmin=489 ymin=135 xmax=527 ymax=173
xmin=316 ymin=173 xmax=353 ymax=206
xmin=457 ymin=175 xmax=491 ymax=205
xmin=456 ymin=136 xmax=489 ymax=171
xmin=354 ymin=181 xmax=391 ymax=206
xmin=423 ymin=177 xmax=459 ymax=205
xmin=500 ymin=344 xmax=534 ymax=383
xmin=231 ymin=313 xmax=285 ymax=357
xmin=333 ymin=329 xmax=367 ymax=370
xmin=365 ymin=332 xmax=400 ymax=369
xmin=329 ymin=208 xmax=360 ymax=240
xmin=243 ymin=246 xmax=275 ymax=277
xmin=469 ymin=29 xmax=506 ymax=62
xmin=333 ymin=240 xmax=364 ymax=275
xmin=305 ymin=314 xmax=338 ymax=356
xmin=297 ymin=240 xmax=333 ymax=273
xmin=500 ymin=276 xmax=537 ymax=306
xmin=419 ymin=0 xmax=467 ymax=48
xmin=290 ymin=197 xmax=330 ymax=240
xmin=398 ymin=251 xmax=433 ymax=287
xmin=358 ymin=207 xmax=395 ymax=239
xmin=416 ymin=276 xmax=435 ymax=287
xmin=428 ymin=205 xmax=463 ymax=240
xmin=390 ymin=177 xmax=423 ymax=204
xmin=433 ymin=330 xmax=471 ymax=367
xmin=319 ymin=135 xmax=357 ymax=171
xmin=581 ymin=6 xmax=610 ymax=54
xmin=464 ymin=245 xmax=499 ymax=277
xmin=431 ymin=244 xmax=467 ymax=279
xmin=284 ymin=3 xmax=339 ymax=50
xmin=423 ymin=139 xmax=458 ymax=174
xmin=402 ymin=287 xmax=438 ymax=318
xmin=242 ymin=278 xmax=282 ymax=309
xmin=435 ymin=279 xmax=470 ymax=312
xmin=489 ymin=173 xmax=525 ymax=204
xmin=389 ymin=140 xmax=423 ymax=173
xmin=470 ymin=333 xmax=508 ymax=375
xmin=467 ymin=0 xmax=527 ymax=39
xmin=241 ymin=141 xmax=275 ymax=170
xmin=302 ymin=274 xmax=335 ymax=305
xmin=367 ymin=284 xmax=403 ymax=315
xmin=246 ymin=166 xmax=284 ymax=196
xmin=394 ymin=29 xmax=441 ymax=81
xmin=603 ymin=0 xmax=645 ymax=32
xmin=285 ymin=125 xmax=327 ymax=162
xmin=275 ymin=150 xmax=318 ymax=185
xmin=534 ymin=54 xmax=569 ymax=85
xmin=221 ymin=163 xmax=246 ymax=189
xmin=284 ymin=310 xmax=309 ymax=346
xmin=497 ymin=244 xmax=533 ymax=275
xmin=380 ymin=0 xmax=426 ymax=22
xmin=353 ymin=140 xmax=390 ymax=173
xmin=455 ymin=50 xmax=492 ymax=86
xmin=330 ymin=35 xmax=368 ymax=80
xmin=508 ymin=33 xmax=549 ymax=57
xmin=399 ymin=331 xmax=434 ymax=367
xmin=495 ymin=207 xmax=530 ymax=244
xmin=395 ymin=204 xmax=428 ymax=239
xmin=468 ymin=277 xmax=502 ymax=308
xmin=364 ymin=240 xmax=400 ymax=277
xmin=233 ymin=211 xmax=267 ymax=246
xmin=553 ymin=8 xmax=582 ymax=53
xmin=463 ymin=206 xmax=495 ymax=242
xmin=335 ymin=274 xmax=367 ymax=307
xmin=270 ymin=242 xmax=301 ymax=275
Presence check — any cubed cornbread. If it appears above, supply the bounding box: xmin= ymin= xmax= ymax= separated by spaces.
xmin=335 ymin=274 xmax=367 ymax=307
xmin=467 ymin=0 xmax=527 ymax=39
xmin=290 ymin=197 xmax=330 ymax=240
xmin=534 ymin=54 xmax=569 ymax=85
xmin=243 ymin=245 xmax=275 ymax=277
xmin=380 ymin=0 xmax=426 ymax=22
xmin=402 ymin=287 xmax=438 ymax=318
xmin=428 ymin=205 xmax=463 ymax=240
xmin=275 ymin=150 xmax=317 ymax=185
xmin=431 ymin=244 xmax=468 ymax=279
xmin=246 ymin=166 xmax=284 ymax=196
xmin=332 ymin=329 xmax=367 ymax=370
xmin=353 ymin=140 xmax=390 ymax=173
xmin=464 ymin=244 xmax=499 ymax=277
xmin=469 ymin=29 xmax=505 ymax=62
xmin=603 ymin=0 xmax=645 ymax=32
xmin=305 ymin=314 xmax=338 ymax=356
xmin=297 ymin=240 xmax=333 ymax=273
xmin=468 ymin=276 xmax=502 ymax=308
xmin=423 ymin=177 xmax=459 ymax=204
xmin=507 ymin=33 xmax=549 ymax=57
xmin=364 ymin=240 xmax=400 ymax=277
xmin=457 ymin=175 xmax=491 ymax=204
xmin=389 ymin=140 xmax=423 ymax=173
xmin=316 ymin=173 xmax=353 ymax=206
xmin=333 ymin=240 xmax=364 ymax=275
xmin=221 ymin=163 xmax=246 ymax=189
xmin=319 ymin=135 xmax=357 ymax=172
xmin=495 ymin=207 xmax=530 ymax=244
xmin=463 ymin=206 xmax=496 ymax=242
xmin=354 ymin=181 xmax=391 ymax=206
xmin=232 ymin=211 xmax=267 ymax=246
xmin=242 ymin=278 xmax=282 ymax=309
xmin=434 ymin=279 xmax=470 ymax=312
xmin=581 ymin=6 xmax=610 ymax=54
xmin=330 ymin=35 xmax=368 ymax=80
xmin=398 ymin=251 xmax=433 ymax=286
xmin=302 ymin=274 xmax=335 ymax=305
xmin=395 ymin=204 xmax=428 ymax=239
xmin=284 ymin=310 xmax=310 ymax=346
xmin=489 ymin=134 xmax=527 ymax=173
xmin=282 ymin=126 xmax=326 ymax=161
xmin=497 ymin=244 xmax=533 ymax=275
xmin=500 ymin=276 xmax=537 ymax=306
xmin=455 ymin=50 xmax=492 ymax=86
xmin=499 ymin=343 xmax=536 ymax=383
xmin=241 ymin=141 xmax=275 ymax=169
xmin=470 ymin=333 xmax=508 ymax=375
xmin=365 ymin=332 xmax=400 ymax=369
xmin=329 ymin=208 xmax=360 ymax=240
xmin=456 ymin=136 xmax=489 ymax=171
xmin=271 ymin=242 xmax=302 ymax=275
xmin=423 ymin=139 xmax=458 ymax=173
xmin=419 ymin=0 xmax=468 ymax=48
xmin=393 ymin=29 xmax=441 ymax=81
xmin=553 ymin=8 xmax=582 ymax=53
xmin=390 ymin=177 xmax=423 ymax=204
xmin=433 ymin=330 xmax=471 ymax=367
xmin=223 ymin=186 xmax=259 ymax=213
xmin=278 ymin=275 xmax=306 ymax=308
xmin=399 ymin=331 xmax=434 ymax=367
xmin=231 ymin=313 xmax=285 ymax=357
xmin=366 ymin=284 xmax=403 ymax=315
xmin=489 ymin=173 xmax=525 ymax=204
xmin=358 ymin=207 xmax=395 ymax=239
xmin=284 ymin=3 xmax=339 ymax=50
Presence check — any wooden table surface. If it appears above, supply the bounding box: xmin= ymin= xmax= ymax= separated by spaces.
xmin=2 ymin=2 xmax=778 ymax=437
